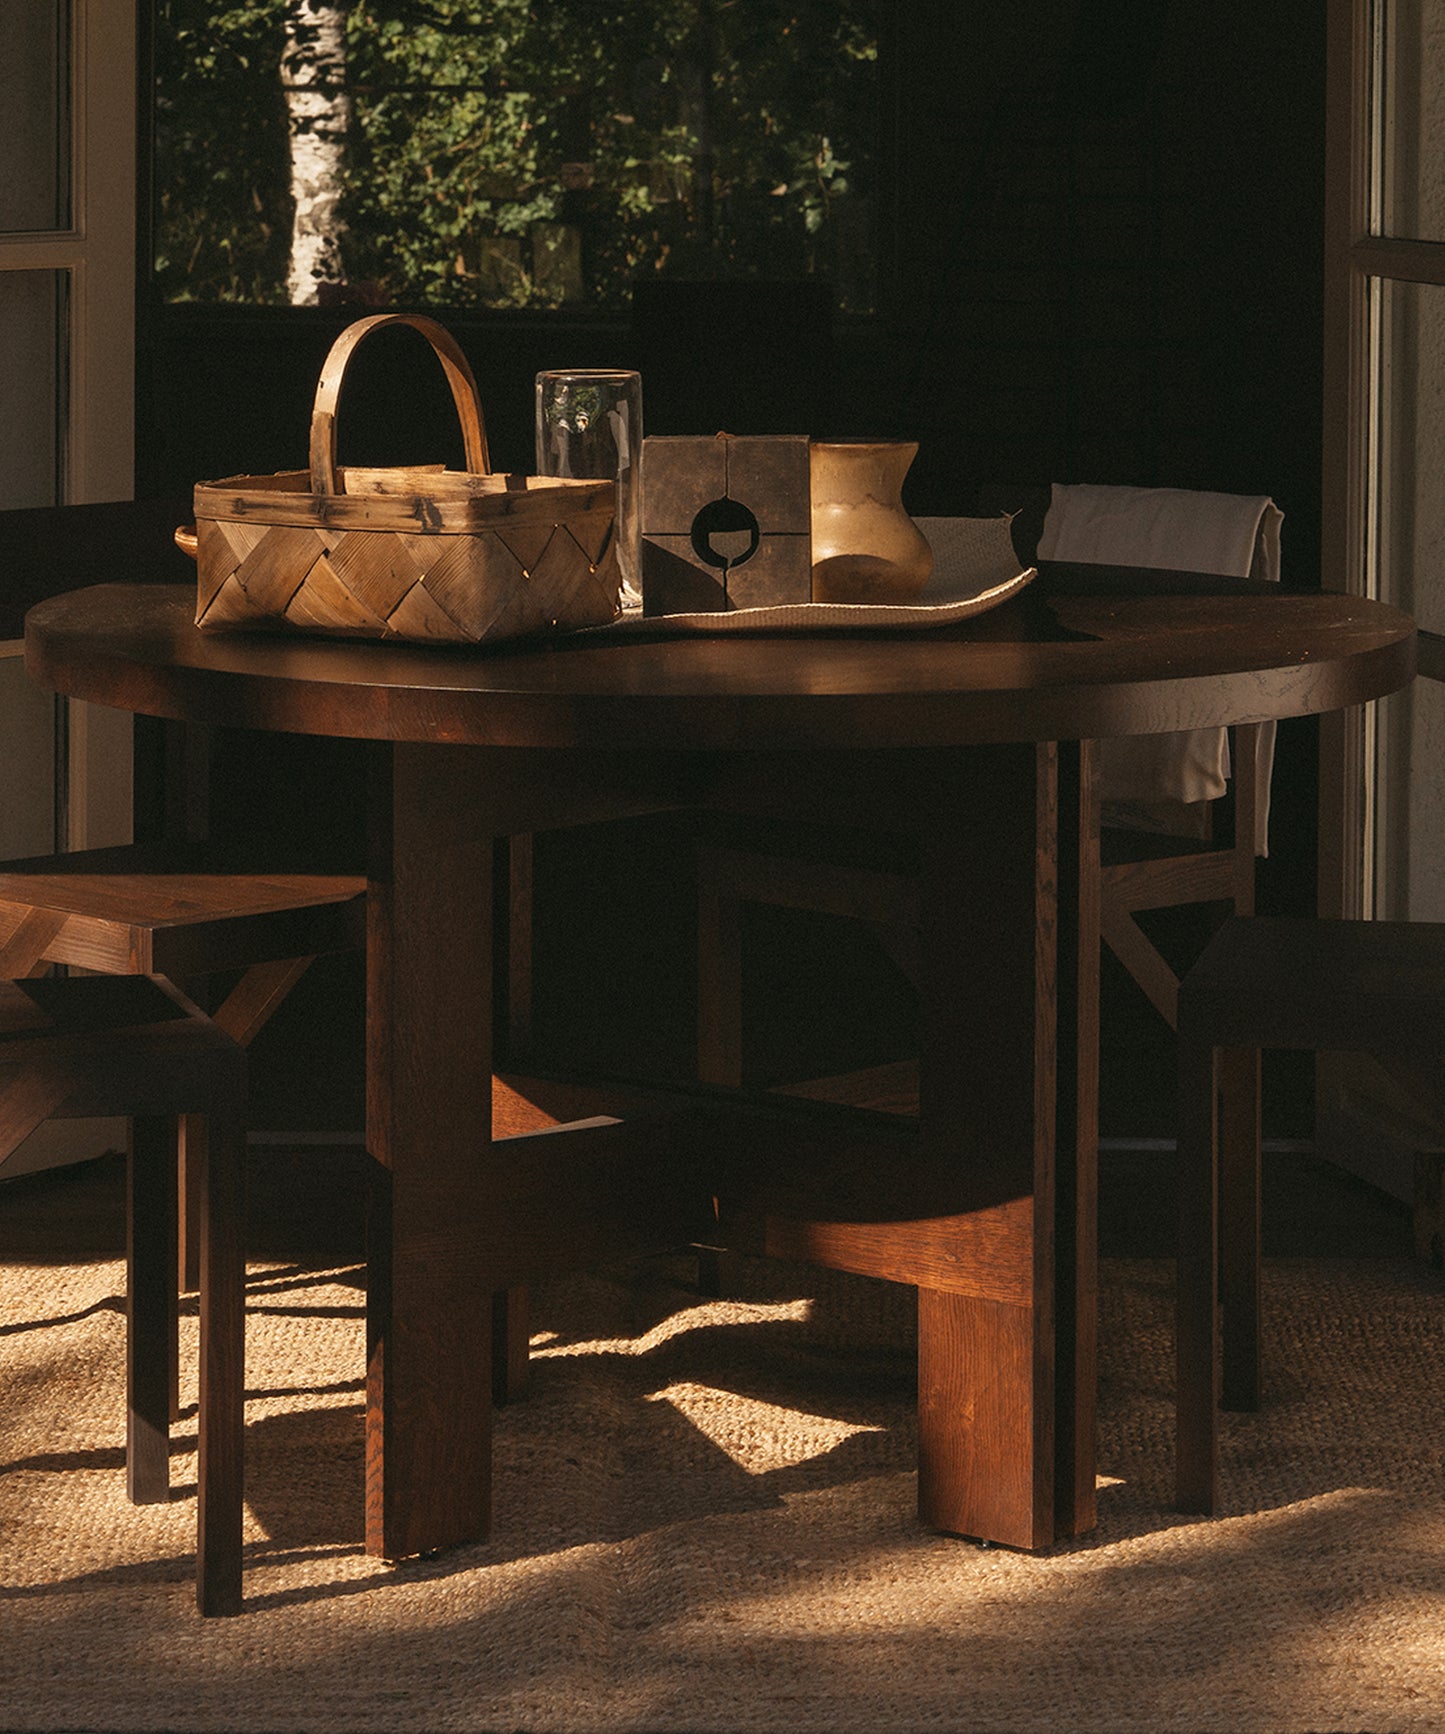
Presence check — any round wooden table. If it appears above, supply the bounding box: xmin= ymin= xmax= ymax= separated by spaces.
xmin=25 ymin=578 xmax=1416 ymax=1558
xmin=23 ymin=576 xmax=1414 ymax=749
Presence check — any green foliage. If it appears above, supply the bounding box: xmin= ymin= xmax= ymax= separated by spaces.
xmin=153 ymin=2 xmax=294 ymax=301
xmin=153 ymin=0 xmax=881 ymax=311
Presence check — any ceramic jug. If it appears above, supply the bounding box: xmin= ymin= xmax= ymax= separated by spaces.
xmin=809 ymin=439 xmax=932 ymax=603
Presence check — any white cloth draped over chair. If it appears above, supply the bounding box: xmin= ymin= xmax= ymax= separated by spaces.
xmin=1037 ymin=483 xmax=1284 ymax=852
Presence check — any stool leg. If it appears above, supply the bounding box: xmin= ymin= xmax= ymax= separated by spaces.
xmin=178 ymin=1113 xmax=205 ymax=1295
xmin=1217 ymin=1044 xmax=1262 ymax=1410
xmin=170 ymin=1119 xmax=205 ymax=1428
xmin=197 ymin=1102 xmax=246 ymax=1616
xmin=1176 ymin=1037 xmax=1219 ymax=1513
xmin=127 ymin=1116 xmax=177 ymax=1505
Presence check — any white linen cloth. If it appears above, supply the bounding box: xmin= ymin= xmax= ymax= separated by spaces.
xmin=1036 ymin=482 xmax=1284 ymax=852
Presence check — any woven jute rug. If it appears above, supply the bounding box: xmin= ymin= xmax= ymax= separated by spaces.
xmin=2 ymin=1157 xmax=1443 ymax=1734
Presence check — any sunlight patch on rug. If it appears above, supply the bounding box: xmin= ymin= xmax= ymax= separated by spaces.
xmin=645 ymin=1380 xmax=885 ymax=1475
xmin=533 ymin=1297 xmax=815 ymax=1361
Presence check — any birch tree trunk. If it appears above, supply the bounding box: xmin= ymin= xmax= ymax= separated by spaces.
xmin=282 ymin=1 xmax=350 ymax=304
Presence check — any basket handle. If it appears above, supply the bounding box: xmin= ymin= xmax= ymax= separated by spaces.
xmin=308 ymin=313 xmax=491 ymax=496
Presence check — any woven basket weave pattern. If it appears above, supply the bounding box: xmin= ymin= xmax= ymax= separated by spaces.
xmin=191 ymin=313 xmax=621 ymax=647
xmin=197 ymin=512 xmax=618 ymax=645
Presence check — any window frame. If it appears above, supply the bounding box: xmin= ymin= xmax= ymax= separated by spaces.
xmin=1320 ymin=0 xmax=1445 ymax=919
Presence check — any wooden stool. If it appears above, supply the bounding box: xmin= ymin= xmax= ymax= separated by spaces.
xmin=1175 ymin=914 xmax=1445 ymax=1513
xmin=0 ymin=842 xmax=364 ymax=1286
xmin=0 ymin=974 xmax=248 ymax=1615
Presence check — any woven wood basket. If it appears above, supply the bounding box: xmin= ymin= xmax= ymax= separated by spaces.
xmin=190 ymin=313 xmax=621 ymax=646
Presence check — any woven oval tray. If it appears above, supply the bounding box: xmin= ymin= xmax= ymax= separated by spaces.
xmin=601 ymin=515 xmax=1034 ymax=635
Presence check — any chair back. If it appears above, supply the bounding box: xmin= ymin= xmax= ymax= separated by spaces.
xmin=1038 ymin=483 xmax=1283 ymax=851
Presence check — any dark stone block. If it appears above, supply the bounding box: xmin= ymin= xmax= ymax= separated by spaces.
xmin=640 ymin=433 xmax=812 ymax=614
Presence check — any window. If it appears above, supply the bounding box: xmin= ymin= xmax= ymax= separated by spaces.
xmin=1317 ymin=0 xmax=1445 ymax=1197
xmin=151 ymin=1 xmax=882 ymax=314
xmin=0 ymin=0 xmax=135 ymax=508
xmin=1321 ymin=0 xmax=1445 ymax=919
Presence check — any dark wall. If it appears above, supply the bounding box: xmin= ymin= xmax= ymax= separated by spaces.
xmin=878 ymin=0 xmax=1326 ymax=583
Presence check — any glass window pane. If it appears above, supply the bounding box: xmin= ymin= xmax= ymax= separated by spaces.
xmin=0 ymin=1 xmax=70 ymax=233
xmin=1371 ymin=276 xmax=1445 ymax=919
xmin=152 ymin=2 xmax=880 ymax=312
xmin=1374 ymin=677 xmax=1445 ymax=919
xmin=0 ymin=270 xmax=65 ymax=509
xmin=1377 ymin=0 xmax=1445 ymax=240
xmin=1372 ymin=278 xmax=1445 ymax=632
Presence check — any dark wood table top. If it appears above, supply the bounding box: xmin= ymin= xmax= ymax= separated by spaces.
xmin=24 ymin=575 xmax=1416 ymax=751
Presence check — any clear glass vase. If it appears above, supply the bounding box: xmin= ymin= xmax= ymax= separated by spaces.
xmin=535 ymin=369 xmax=643 ymax=610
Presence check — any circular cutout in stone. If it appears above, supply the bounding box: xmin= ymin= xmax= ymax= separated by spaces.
xmin=690 ymin=496 xmax=761 ymax=573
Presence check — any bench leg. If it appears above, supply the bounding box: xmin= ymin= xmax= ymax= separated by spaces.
xmin=1218 ymin=1044 xmax=1262 ymax=1410
xmin=196 ymin=1103 xmax=246 ymax=1616
xmin=1176 ymin=1039 xmax=1219 ymax=1513
xmin=127 ymin=1116 xmax=177 ymax=1505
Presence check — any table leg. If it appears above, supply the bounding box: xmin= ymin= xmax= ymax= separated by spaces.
xmin=697 ymin=740 xmax=1097 ymax=1551
xmin=914 ymin=740 xmax=1094 ymax=1549
xmin=365 ymin=742 xmax=497 ymax=1560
